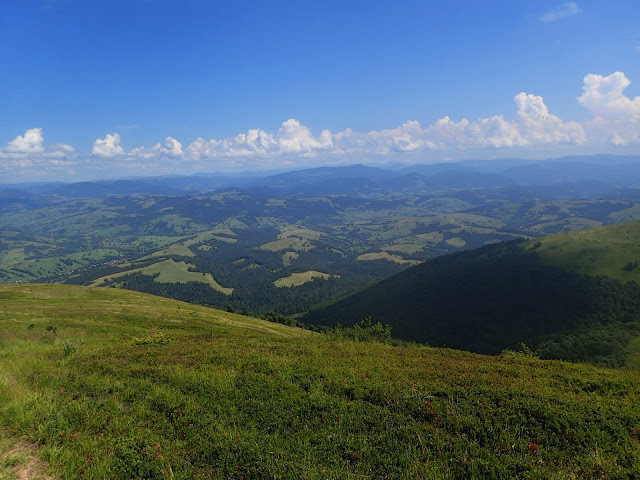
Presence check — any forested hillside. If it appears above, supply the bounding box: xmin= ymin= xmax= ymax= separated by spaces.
xmin=303 ymin=221 xmax=640 ymax=366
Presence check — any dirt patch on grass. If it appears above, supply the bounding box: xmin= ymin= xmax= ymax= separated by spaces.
xmin=1 ymin=438 xmax=57 ymax=480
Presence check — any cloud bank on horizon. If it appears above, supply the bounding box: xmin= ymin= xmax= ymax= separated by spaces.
xmin=2 ymin=72 xmax=640 ymax=181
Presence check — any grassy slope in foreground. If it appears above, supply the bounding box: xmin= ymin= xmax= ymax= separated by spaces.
xmin=1 ymin=285 xmax=640 ymax=479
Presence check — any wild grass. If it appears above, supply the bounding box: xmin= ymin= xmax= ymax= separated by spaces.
xmin=1 ymin=284 xmax=640 ymax=479
xmin=526 ymin=219 xmax=640 ymax=282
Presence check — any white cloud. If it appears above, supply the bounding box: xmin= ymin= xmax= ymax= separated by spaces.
xmin=92 ymin=133 xmax=124 ymax=157
xmin=276 ymin=119 xmax=333 ymax=154
xmin=152 ymin=136 xmax=183 ymax=157
xmin=329 ymin=93 xmax=584 ymax=154
xmin=186 ymin=119 xmax=333 ymax=161
xmin=0 ymin=128 xmax=75 ymax=179
xmin=6 ymin=128 xmax=45 ymax=154
xmin=181 ymin=96 xmax=584 ymax=166
xmin=578 ymin=72 xmax=640 ymax=145
xmin=514 ymin=92 xmax=586 ymax=144
xmin=578 ymin=72 xmax=640 ymax=119
xmin=4 ymin=71 xmax=640 ymax=181
xmin=540 ymin=2 xmax=581 ymax=22
xmin=1 ymin=128 xmax=73 ymax=159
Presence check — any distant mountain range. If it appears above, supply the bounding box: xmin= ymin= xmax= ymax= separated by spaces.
xmin=2 ymin=154 xmax=640 ymax=199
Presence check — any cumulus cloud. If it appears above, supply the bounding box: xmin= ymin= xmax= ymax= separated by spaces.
xmin=186 ymin=119 xmax=333 ymax=161
xmin=329 ymin=93 xmax=584 ymax=154
xmin=6 ymin=128 xmax=46 ymax=154
xmin=0 ymin=128 xmax=75 ymax=179
xmin=181 ymin=95 xmax=585 ymax=166
xmin=152 ymin=136 xmax=183 ymax=157
xmin=5 ymin=71 xmax=640 ymax=181
xmin=540 ymin=2 xmax=581 ymax=22
xmin=1 ymin=128 xmax=73 ymax=161
xmin=514 ymin=92 xmax=586 ymax=144
xmin=276 ymin=119 xmax=333 ymax=153
xmin=578 ymin=72 xmax=640 ymax=145
xmin=92 ymin=133 xmax=124 ymax=157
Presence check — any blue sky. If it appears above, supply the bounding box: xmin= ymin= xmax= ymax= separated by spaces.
xmin=2 ymin=0 xmax=640 ymax=181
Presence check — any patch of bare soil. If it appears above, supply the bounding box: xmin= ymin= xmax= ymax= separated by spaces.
xmin=1 ymin=439 xmax=57 ymax=480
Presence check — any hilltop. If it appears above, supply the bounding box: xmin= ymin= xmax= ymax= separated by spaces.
xmin=1 ymin=284 xmax=640 ymax=478
xmin=303 ymin=220 xmax=640 ymax=366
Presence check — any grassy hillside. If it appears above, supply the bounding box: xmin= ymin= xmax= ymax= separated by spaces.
xmin=2 ymin=285 xmax=640 ymax=479
xmin=90 ymin=259 xmax=234 ymax=295
xmin=524 ymin=219 xmax=640 ymax=282
xmin=303 ymin=221 xmax=640 ymax=366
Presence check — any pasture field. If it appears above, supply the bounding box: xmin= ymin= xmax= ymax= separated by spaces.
xmin=258 ymin=237 xmax=315 ymax=252
xmin=1 ymin=284 xmax=640 ymax=479
xmin=273 ymin=270 xmax=334 ymax=287
xmin=91 ymin=259 xmax=233 ymax=295
xmin=357 ymin=252 xmax=422 ymax=265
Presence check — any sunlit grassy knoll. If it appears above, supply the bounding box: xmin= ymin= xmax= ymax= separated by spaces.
xmin=1 ymin=284 xmax=640 ymax=479
xmin=525 ymin=219 xmax=640 ymax=282
xmin=415 ymin=231 xmax=445 ymax=243
xmin=145 ymin=230 xmax=238 ymax=259
xmin=357 ymin=251 xmax=422 ymax=265
xmin=445 ymin=237 xmax=467 ymax=247
xmin=258 ymin=236 xmax=315 ymax=252
xmin=525 ymin=217 xmax=603 ymax=236
xmin=90 ymin=259 xmax=234 ymax=294
xmin=277 ymin=226 xmax=323 ymax=241
xmin=273 ymin=270 xmax=336 ymax=287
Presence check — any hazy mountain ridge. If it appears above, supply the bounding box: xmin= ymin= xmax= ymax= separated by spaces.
xmin=3 ymin=154 xmax=640 ymax=198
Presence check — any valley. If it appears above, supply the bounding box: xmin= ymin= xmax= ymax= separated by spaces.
xmin=4 ymin=159 xmax=640 ymax=318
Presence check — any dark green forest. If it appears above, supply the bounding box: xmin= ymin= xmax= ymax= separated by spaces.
xmin=303 ymin=238 xmax=640 ymax=367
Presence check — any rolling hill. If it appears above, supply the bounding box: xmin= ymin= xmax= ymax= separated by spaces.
xmin=302 ymin=220 xmax=640 ymax=366
xmin=1 ymin=284 xmax=640 ymax=478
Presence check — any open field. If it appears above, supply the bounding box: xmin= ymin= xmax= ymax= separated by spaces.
xmin=273 ymin=270 xmax=335 ymax=287
xmin=357 ymin=252 xmax=422 ymax=265
xmin=1 ymin=284 xmax=640 ymax=479
xmin=258 ymin=237 xmax=315 ymax=252
xmin=91 ymin=259 xmax=233 ymax=295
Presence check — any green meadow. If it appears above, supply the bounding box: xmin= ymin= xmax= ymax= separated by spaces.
xmin=525 ymin=220 xmax=640 ymax=283
xmin=1 ymin=284 xmax=640 ymax=479
xmin=91 ymin=259 xmax=234 ymax=295
xmin=273 ymin=271 xmax=335 ymax=287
